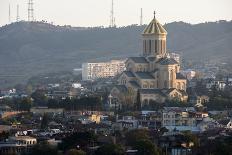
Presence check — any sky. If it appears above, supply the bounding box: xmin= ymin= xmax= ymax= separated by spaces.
xmin=0 ymin=0 xmax=232 ymax=27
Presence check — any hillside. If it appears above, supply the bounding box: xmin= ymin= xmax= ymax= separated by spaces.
xmin=0 ymin=21 xmax=232 ymax=87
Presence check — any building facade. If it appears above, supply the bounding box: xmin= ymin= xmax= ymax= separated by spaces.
xmin=82 ymin=60 xmax=126 ymax=81
xmin=111 ymin=13 xmax=188 ymax=108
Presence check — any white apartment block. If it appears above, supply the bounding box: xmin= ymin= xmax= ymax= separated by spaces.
xmin=169 ymin=52 xmax=181 ymax=64
xmin=82 ymin=60 xmax=126 ymax=81
xmin=162 ymin=107 xmax=200 ymax=131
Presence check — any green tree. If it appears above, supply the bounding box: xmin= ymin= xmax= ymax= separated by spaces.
xmin=31 ymin=89 xmax=48 ymax=106
xmin=183 ymin=131 xmax=199 ymax=148
xmin=135 ymin=90 xmax=141 ymax=111
xmin=95 ymin=144 xmax=124 ymax=155
xmin=134 ymin=139 xmax=160 ymax=155
xmin=125 ymin=129 xmax=150 ymax=146
xmin=59 ymin=131 xmax=97 ymax=151
xmin=30 ymin=141 xmax=58 ymax=155
xmin=66 ymin=149 xmax=86 ymax=155
xmin=19 ymin=97 xmax=32 ymax=111
xmin=41 ymin=113 xmax=49 ymax=130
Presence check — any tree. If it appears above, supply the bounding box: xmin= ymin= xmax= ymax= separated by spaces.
xmin=30 ymin=141 xmax=58 ymax=155
xmin=66 ymin=149 xmax=86 ymax=155
xmin=19 ymin=97 xmax=32 ymax=111
xmin=125 ymin=129 xmax=150 ymax=146
xmin=183 ymin=131 xmax=199 ymax=148
xmin=95 ymin=144 xmax=124 ymax=155
xmin=41 ymin=113 xmax=49 ymax=130
xmin=0 ymin=131 xmax=9 ymax=141
xmin=135 ymin=90 xmax=141 ymax=111
xmin=134 ymin=139 xmax=160 ymax=155
xmin=59 ymin=131 xmax=97 ymax=151
xmin=31 ymin=89 xmax=48 ymax=106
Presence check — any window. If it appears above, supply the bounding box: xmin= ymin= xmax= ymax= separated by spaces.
xmin=164 ymin=80 xmax=168 ymax=88
xmin=160 ymin=40 xmax=163 ymax=53
xmin=144 ymin=40 xmax=147 ymax=54
xmin=143 ymin=40 xmax=145 ymax=54
xmin=155 ymin=40 xmax=157 ymax=53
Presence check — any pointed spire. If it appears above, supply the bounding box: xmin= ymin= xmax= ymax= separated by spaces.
xmin=154 ymin=11 xmax=156 ymax=19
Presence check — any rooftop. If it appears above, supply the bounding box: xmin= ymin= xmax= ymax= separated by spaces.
xmin=123 ymin=71 xmax=135 ymax=77
xmin=129 ymin=57 xmax=148 ymax=63
xmin=176 ymin=73 xmax=186 ymax=80
xmin=135 ymin=72 xmax=154 ymax=79
xmin=158 ymin=57 xmax=178 ymax=65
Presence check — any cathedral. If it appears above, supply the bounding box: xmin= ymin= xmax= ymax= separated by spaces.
xmin=110 ymin=12 xmax=188 ymax=108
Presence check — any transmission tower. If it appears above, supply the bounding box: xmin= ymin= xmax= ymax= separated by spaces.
xmin=28 ymin=0 xmax=34 ymax=22
xmin=8 ymin=4 xmax=11 ymax=24
xmin=16 ymin=4 xmax=20 ymax=22
xmin=110 ymin=0 xmax=115 ymax=27
xmin=140 ymin=8 xmax=143 ymax=26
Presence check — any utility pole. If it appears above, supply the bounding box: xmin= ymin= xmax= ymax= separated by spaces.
xmin=28 ymin=0 xmax=34 ymax=22
xmin=16 ymin=4 xmax=20 ymax=22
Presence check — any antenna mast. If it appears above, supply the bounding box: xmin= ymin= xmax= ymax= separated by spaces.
xmin=110 ymin=0 xmax=115 ymax=27
xmin=16 ymin=4 xmax=20 ymax=22
xmin=8 ymin=4 xmax=11 ymax=24
xmin=140 ymin=8 xmax=143 ymax=26
xmin=28 ymin=0 xmax=34 ymax=22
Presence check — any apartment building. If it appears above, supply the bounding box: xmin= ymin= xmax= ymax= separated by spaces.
xmin=82 ymin=60 xmax=126 ymax=80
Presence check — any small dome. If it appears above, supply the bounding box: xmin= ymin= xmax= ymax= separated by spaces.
xmin=142 ymin=14 xmax=167 ymax=35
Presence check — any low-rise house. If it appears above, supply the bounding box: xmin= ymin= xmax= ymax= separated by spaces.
xmin=161 ymin=107 xmax=200 ymax=132
xmin=217 ymin=119 xmax=232 ymax=129
xmin=158 ymin=134 xmax=193 ymax=155
xmin=138 ymin=111 xmax=162 ymax=129
xmin=116 ymin=116 xmax=139 ymax=130
xmin=30 ymin=107 xmax=64 ymax=115
xmin=0 ymin=136 xmax=37 ymax=154
xmin=206 ymin=79 xmax=226 ymax=90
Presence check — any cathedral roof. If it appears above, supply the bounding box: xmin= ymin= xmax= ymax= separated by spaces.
xmin=158 ymin=57 xmax=178 ymax=65
xmin=129 ymin=81 xmax=140 ymax=88
xmin=142 ymin=13 xmax=167 ymax=35
xmin=135 ymin=72 xmax=154 ymax=79
xmin=147 ymin=57 xmax=156 ymax=62
xmin=179 ymin=90 xmax=188 ymax=96
xmin=115 ymin=85 xmax=127 ymax=92
xmin=176 ymin=73 xmax=186 ymax=80
xmin=123 ymin=71 xmax=135 ymax=77
xmin=139 ymin=89 xmax=166 ymax=96
xmin=162 ymin=88 xmax=176 ymax=94
xmin=162 ymin=88 xmax=188 ymax=96
xmin=129 ymin=57 xmax=148 ymax=63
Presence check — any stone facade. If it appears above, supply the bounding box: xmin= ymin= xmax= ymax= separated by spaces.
xmin=111 ymin=13 xmax=188 ymax=108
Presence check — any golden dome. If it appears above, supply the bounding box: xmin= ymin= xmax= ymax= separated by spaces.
xmin=142 ymin=12 xmax=167 ymax=35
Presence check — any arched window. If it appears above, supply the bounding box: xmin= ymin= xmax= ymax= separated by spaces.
xmin=138 ymin=65 xmax=142 ymax=72
xmin=177 ymin=82 xmax=181 ymax=89
xmin=143 ymin=99 xmax=149 ymax=108
xmin=155 ymin=40 xmax=158 ymax=53
xmin=170 ymin=70 xmax=174 ymax=80
xmin=121 ymin=77 xmax=127 ymax=85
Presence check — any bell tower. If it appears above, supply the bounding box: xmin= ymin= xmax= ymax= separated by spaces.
xmin=142 ymin=11 xmax=167 ymax=58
